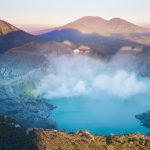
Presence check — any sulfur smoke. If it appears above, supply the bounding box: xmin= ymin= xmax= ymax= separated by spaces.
xmin=34 ymin=53 xmax=150 ymax=100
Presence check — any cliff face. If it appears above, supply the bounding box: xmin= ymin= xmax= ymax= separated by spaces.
xmin=0 ymin=115 xmax=150 ymax=150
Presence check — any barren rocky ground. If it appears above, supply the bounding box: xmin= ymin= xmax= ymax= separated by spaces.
xmin=0 ymin=115 xmax=150 ymax=150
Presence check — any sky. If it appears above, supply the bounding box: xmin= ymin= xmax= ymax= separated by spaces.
xmin=0 ymin=0 xmax=150 ymax=27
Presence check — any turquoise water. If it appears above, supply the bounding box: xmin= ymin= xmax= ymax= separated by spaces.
xmin=48 ymin=94 xmax=150 ymax=135
xmin=35 ymin=55 xmax=150 ymax=135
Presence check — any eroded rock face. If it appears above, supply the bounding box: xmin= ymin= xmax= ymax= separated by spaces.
xmin=0 ymin=115 xmax=150 ymax=150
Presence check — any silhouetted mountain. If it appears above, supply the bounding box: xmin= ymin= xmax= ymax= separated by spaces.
xmin=40 ymin=28 xmax=150 ymax=57
xmin=10 ymin=41 xmax=73 ymax=55
xmin=0 ymin=20 xmax=35 ymax=53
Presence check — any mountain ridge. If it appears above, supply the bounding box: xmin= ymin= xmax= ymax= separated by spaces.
xmin=0 ymin=19 xmax=36 ymax=52
xmin=43 ymin=16 xmax=150 ymax=35
xmin=0 ymin=20 xmax=19 ymax=35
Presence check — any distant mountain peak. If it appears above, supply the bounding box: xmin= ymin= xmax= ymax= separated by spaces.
xmin=58 ymin=16 xmax=150 ymax=35
xmin=71 ymin=16 xmax=107 ymax=24
xmin=0 ymin=20 xmax=19 ymax=35
xmin=78 ymin=16 xmax=107 ymax=20
xmin=60 ymin=16 xmax=108 ymax=34
xmin=109 ymin=18 xmax=127 ymax=22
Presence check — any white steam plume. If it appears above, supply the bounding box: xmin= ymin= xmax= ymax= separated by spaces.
xmin=34 ymin=54 xmax=149 ymax=99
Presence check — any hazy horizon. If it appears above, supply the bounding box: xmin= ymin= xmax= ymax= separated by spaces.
xmin=0 ymin=0 xmax=150 ymax=27
xmin=13 ymin=16 xmax=150 ymax=28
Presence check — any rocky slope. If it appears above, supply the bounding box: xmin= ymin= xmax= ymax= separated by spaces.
xmin=0 ymin=39 xmax=75 ymax=131
xmin=0 ymin=115 xmax=150 ymax=150
xmin=0 ymin=20 xmax=19 ymax=35
xmin=0 ymin=20 xmax=35 ymax=53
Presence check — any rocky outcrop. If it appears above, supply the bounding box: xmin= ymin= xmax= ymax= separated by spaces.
xmin=135 ymin=111 xmax=150 ymax=129
xmin=0 ymin=115 xmax=150 ymax=150
xmin=33 ymin=131 xmax=150 ymax=150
